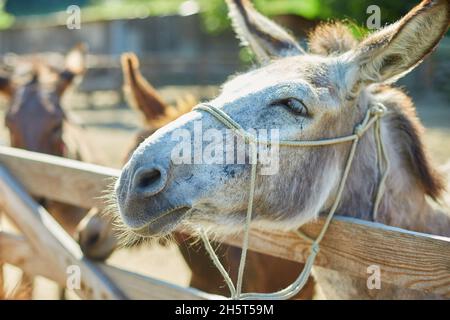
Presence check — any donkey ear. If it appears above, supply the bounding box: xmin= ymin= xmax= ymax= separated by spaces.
xmin=56 ymin=43 xmax=87 ymax=95
xmin=348 ymin=0 xmax=449 ymax=85
xmin=120 ymin=52 xmax=169 ymax=126
xmin=0 ymin=74 xmax=14 ymax=98
xmin=225 ymin=0 xmax=304 ymax=62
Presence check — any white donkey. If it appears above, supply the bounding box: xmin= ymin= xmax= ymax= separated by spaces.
xmin=113 ymin=0 xmax=450 ymax=299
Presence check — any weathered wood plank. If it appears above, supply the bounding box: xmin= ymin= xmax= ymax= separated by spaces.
xmin=1 ymin=146 xmax=449 ymax=296
xmin=99 ymin=265 xmax=220 ymax=300
xmin=0 ymin=232 xmax=57 ymax=281
xmin=0 ymin=232 xmax=220 ymax=300
xmin=0 ymin=166 xmax=125 ymax=299
xmin=0 ymin=146 xmax=119 ymax=210
xmin=225 ymin=218 xmax=450 ymax=297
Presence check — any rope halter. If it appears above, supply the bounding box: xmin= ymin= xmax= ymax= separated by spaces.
xmin=194 ymin=102 xmax=389 ymax=300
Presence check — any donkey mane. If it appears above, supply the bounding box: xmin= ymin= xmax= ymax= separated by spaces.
xmin=308 ymin=22 xmax=358 ymax=55
xmin=375 ymin=85 xmax=445 ymax=199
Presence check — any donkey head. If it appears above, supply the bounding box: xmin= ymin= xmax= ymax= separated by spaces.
xmin=114 ymin=0 xmax=449 ymax=238
xmin=1 ymin=44 xmax=86 ymax=155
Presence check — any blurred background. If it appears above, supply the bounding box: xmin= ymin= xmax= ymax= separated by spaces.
xmin=1 ymin=0 xmax=448 ymax=165
xmin=1 ymin=0 xmax=449 ymax=88
xmin=0 ymin=0 xmax=449 ymax=299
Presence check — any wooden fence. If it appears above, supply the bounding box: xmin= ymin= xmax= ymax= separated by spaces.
xmin=0 ymin=145 xmax=449 ymax=299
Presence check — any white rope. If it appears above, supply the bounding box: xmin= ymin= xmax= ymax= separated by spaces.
xmin=198 ymin=229 xmax=236 ymax=297
xmin=194 ymin=102 xmax=388 ymax=300
xmin=372 ymin=106 xmax=390 ymax=221
xmin=235 ymin=141 xmax=257 ymax=298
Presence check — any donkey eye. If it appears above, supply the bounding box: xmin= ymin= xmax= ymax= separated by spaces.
xmin=274 ymin=98 xmax=309 ymax=117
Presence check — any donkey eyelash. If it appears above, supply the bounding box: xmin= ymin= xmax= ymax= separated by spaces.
xmin=271 ymin=98 xmax=309 ymax=117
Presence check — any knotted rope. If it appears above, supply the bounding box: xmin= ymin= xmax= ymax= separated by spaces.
xmin=194 ymin=102 xmax=389 ymax=300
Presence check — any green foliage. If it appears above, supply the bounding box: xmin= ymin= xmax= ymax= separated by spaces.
xmin=0 ymin=1 xmax=13 ymax=29
xmin=321 ymin=0 xmax=418 ymax=24
xmin=0 ymin=0 xmax=447 ymax=38
xmin=198 ymin=0 xmax=324 ymax=34
xmin=197 ymin=0 xmax=228 ymax=35
xmin=73 ymin=0 xmax=189 ymax=22
xmin=197 ymin=0 xmax=422 ymax=34
xmin=4 ymin=0 xmax=88 ymax=16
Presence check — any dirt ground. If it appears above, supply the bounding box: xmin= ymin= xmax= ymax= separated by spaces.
xmin=0 ymin=87 xmax=449 ymax=299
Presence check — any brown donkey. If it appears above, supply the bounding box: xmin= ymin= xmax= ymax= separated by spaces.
xmin=115 ymin=0 xmax=450 ymax=299
xmin=0 ymin=45 xmax=115 ymax=260
xmin=118 ymin=52 xmax=315 ymax=298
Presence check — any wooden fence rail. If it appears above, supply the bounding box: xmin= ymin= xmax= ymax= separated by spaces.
xmin=0 ymin=165 xmax=218 ymax=299
xmin=0 ymin=146 xmax=450 ymax=298
xmin=0 ymin=231 xmax=218 ymax=300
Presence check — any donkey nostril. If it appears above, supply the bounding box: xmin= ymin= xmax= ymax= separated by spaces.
xmin=131 ymin=165 xmax=168 ymax=197
xmin=136 ymin=169 xmax=162 ymax=190
xmin=85 ymin=233 xmax=100 ymax=247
